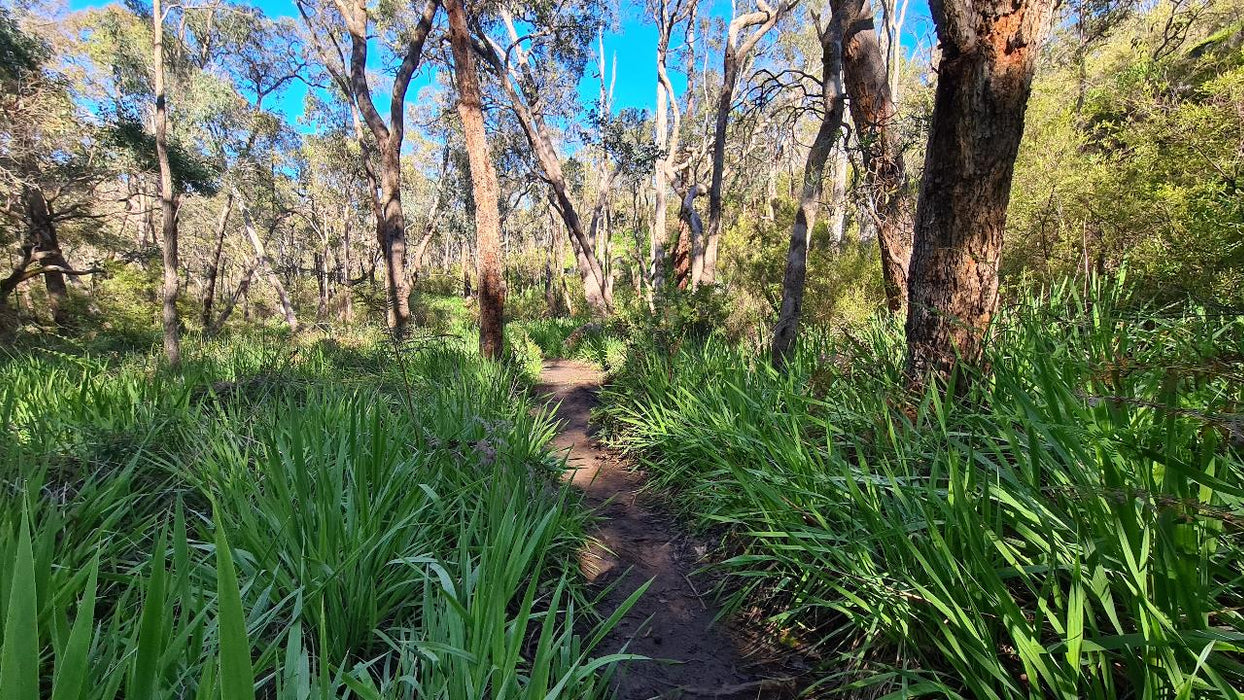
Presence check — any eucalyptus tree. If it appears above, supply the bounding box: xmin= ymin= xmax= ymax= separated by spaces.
xmin=834 ymin=0 xmax=913 ymax=313
xmin=198 ymin=8 xmax=305 ymax=329
xmin=700 ymin=0 xmax=798 ymax=286
xmin=771 ymin=5 xmax=846 ymax=369
xmin=648 ymin=0 xmax=698 ymax=292
xmin=445 ymin=0 xmax=503 ymax=358
xmin=296 ymin=0 xmax=439 ymax=336
xmin=0 ymin=8 xmax=103 ymax=336
xmin=151 ymin=0 xmax=182 ymax=364
xmin=904 ymin=0 xmax=1059 ymax=388
xmin=471 ymin=0 xmax=614 ymax=315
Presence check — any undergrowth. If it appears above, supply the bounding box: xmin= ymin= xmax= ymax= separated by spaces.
xmin=0 ymin=329 xmax=639 ymax=697
xmin=599 ymin=279 xmax=1244 ymax=698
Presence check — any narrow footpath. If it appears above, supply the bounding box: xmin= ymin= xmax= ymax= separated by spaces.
xmin=535 ymin=360 xmax=794 ymax=699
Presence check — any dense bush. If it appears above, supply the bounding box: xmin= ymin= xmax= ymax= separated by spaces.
xmin=600 ymin=281 xmax=1244 ymax=698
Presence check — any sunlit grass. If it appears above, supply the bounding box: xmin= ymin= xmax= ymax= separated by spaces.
xmin=0 ymin=331 xmax=638 ymax=697
xmin=600 ymin=279 xmax=1244 ymax=698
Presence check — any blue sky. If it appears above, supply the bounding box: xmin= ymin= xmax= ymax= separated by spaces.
xmin=65 ymin=0 xmax=933 ymax=127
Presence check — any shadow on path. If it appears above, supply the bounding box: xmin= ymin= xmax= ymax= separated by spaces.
xmin=535 ymin=360 xmax=794 ymax=699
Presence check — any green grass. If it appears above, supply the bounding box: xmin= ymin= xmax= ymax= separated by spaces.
xmin=511 ymin=319 xmax=628 ymax=371
xmin=599 ymin=279 xmax=1244 ymax=698
xmin=0 ymin=329 xmax=638 ymax=697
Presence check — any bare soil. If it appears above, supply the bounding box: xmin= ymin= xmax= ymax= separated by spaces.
xmin=535 ymin=360 xmax=797 ymax=699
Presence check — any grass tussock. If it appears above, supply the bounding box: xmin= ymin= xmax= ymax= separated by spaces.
xmin=0 ymin=329 xmax=637 ymax=697
xmin=599 ymin=279 xmax=1244 ymax=698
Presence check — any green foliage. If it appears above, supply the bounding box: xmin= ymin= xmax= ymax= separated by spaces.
xmin=104 ymin=118 xmax=221 ymax=196
xmin=505 ymin=323 xmax=546 ymax=382
xmin=1007 ymin=0 xmax=1244 ymax=303
xmin=600 ymin=281 xmax=1244 ymax=698
xmin=0 ymin=5 xmax=47 ymax=88
xmin=0 ymin=332 xmax=638 ymax=697
xmin=719 ymin=197 xmax=887 ymax=337
xmin=509 ymin=318 xmax=628 ymax=372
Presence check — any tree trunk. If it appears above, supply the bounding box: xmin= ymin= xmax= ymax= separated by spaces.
xmin=772 ymin=11 xmax=846 ymax=369
xmin=479 ymin=33 xmax=611 ymax=314
xmin=21 ymin=187 xmax=71 ymax=329
xmin=701 ymin=55 xmax=736 ymax=287
xmin=201 ymin=192 xmax=233 ymax=329
xmin=904 ymin=0 xmax=1057 ymax=388
xmin=337 ymin=0 xmax=438 ymax=337
xmin=835 ymin=0 xmax=914 ymax=312
xmin=153 ymin=0 xmax=180 ymax=367
xmin=447 ymin=0 xmax=504 ymax=360
xmin=827 ymin=148 xmax=848 ymax=244
xmin=673 ymin=184 xmax=706 ymax=290
xmin=340 ymin=206 xmax=354 ymax=323
xmin=376 ymin=150 xmax=411 ymax=333
xmin=410 ymin=145 xmax=449 ymax=287
xmin=0 ymin=245 xmax=33 ymax=341
xmin=210 ymin=258 xmax=260 ymax=334
xmin=702 ymin=3 xmax=792 ymax=286
xmin=650 ymin=0 xmax=692 ymax=292
xmin=233 ymin=187 xmax=298 ymax=331
xmin=460 ymin=239 xmax=472 ymax=298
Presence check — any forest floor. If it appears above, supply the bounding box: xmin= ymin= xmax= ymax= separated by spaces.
xmin=535 ymin=360 xmax=797 ymax=699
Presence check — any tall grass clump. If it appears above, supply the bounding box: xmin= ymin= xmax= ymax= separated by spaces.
xmin=0 ymin=332 xmax=637 ymax=697
xmin=600 ymin=279 xmax=1244 ymax=698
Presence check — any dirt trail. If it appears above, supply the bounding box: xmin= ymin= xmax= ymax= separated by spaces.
xmin=535 ymin=360 xmax=791 ymax=699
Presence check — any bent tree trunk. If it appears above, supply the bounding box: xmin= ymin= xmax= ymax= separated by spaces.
xmin=22 ymin=186 xmax=71 ymax=328
xmin=772 ymin=10 xmax=846 ymax=369
xmin=478 ymin=32 xmax=611 ymax=315
xmin=835 ymin=0 xmax=914 ymax=312
xmin=233 ymin=187 xmax=298 ymax=331
xmin=904 ymin=0 xmax=1057 ymax=389
xmin=447 ymin=0 xmax=504 ymax=360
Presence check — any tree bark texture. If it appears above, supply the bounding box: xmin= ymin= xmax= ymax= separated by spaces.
xmin=835 ymin=0 xmax=914 ymax=312
xmin=904 ymin=0 xmax=1058 ymax=387
xmin=447 ymin=0 xmax=504 ymax=361
xmin=233 ymin=187 xmax=298 ymax=331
